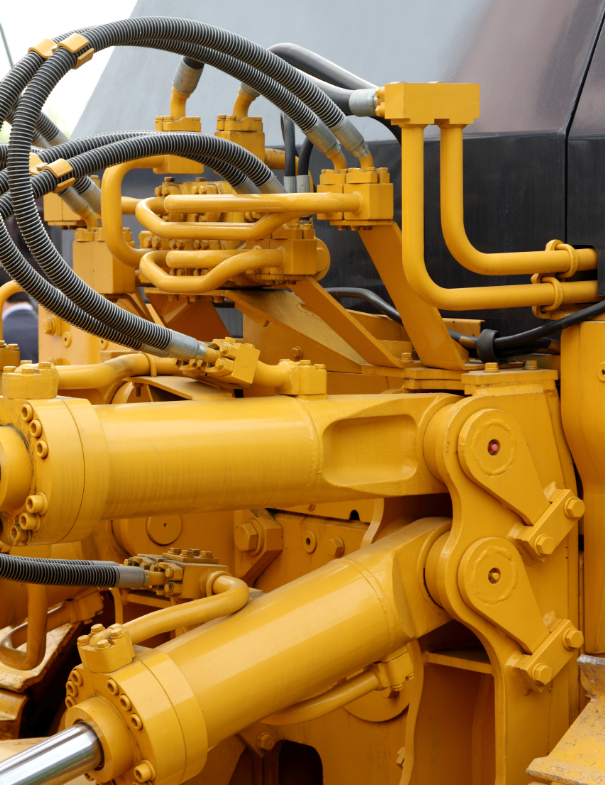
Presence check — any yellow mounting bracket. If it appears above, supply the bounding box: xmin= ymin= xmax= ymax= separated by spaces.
xmin=28 ymin=39 xmax=57 ymax=59
xmin=36 ymin=158 xmax=75 ymax=193
xmin=56 ymin=34 xmax=94 ymax=69
xmin=375 ymin=82 xmax=480 ymax=126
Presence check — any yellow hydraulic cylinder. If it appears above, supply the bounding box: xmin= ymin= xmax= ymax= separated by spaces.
xmin=65 ymin=519 xmax=449 ymax=785
xmin=0 ymin=392 xmax=450 ymax=545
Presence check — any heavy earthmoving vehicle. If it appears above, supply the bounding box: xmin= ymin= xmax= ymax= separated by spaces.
xmin=0 ymin=6 xmax=603 ymax=785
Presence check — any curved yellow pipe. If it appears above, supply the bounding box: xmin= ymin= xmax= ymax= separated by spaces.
xmin=233 ymin=88 xmax=256 ymax=120
xmin=123 ymin=575 xmax=249 ymax=645
xmin=101 ymin=156 xmax=166 ymax=269
xmin=165 ymin=249 xmax=247 ymax=269
xmin=401 ymin=125 xmax=599 ymax=311
xmin=0 ymin=584 xmax=47 ymax=670
xmin=163 ymin=192 xmax=362 ymax=215
xmin=170 ymin=87 xmax=189 ymax=119
xmin=0 ymin=281 xmax=22 ymax=341
xmin=263 ymin=670 xmax=379 ymax=725
xmin=440 ymin=125 xmax=597 ymax=276
xmin=136 ymin=197 xmax=302 ymax=241
xmin=140 ymin=249 xmax=284 ymax=293
xmin=56 ymin=353 xmax=182 ymax=390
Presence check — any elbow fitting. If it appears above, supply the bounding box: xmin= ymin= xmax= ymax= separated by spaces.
xmin=349 ymin=89 xmax=378 ymax=117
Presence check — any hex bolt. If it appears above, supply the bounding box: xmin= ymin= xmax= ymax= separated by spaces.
xmin=96 ymin=639 xmax=110 ymax=651
xmin=327 ymin=538 xmax=345 ymax=558
xmin=134 ymin=761 xmax=156 ymax=782
xmin=234 ymin=522 xmax=259 ymax=553
xmin=291 ymin=346 xmax=303 ymax=361
xmin=109 ymin=625 xmax=124 ymax=639
xmin=563 ymin=628 xmax=584 ymax=651
xmin=257 ymin=732 xmax=275 ymax=751
xmin=77 ymin=635 xmax=91 ymax=646
xmin=532 ymin=662 xmax=553 ymax=687
xmin=535 ymin=535 xmax=555 ymax=556
xmin=565 ymin=497 xmax=585 ymax=520
xmin=90 ymin=624 xmax=104 ymax=635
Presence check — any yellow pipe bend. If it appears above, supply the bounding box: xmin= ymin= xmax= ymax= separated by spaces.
xmin=124 ymin=574 xmax=249 ymax=645
xmin=0 ymin=584 xmax=48 ymax=670
xmin=401 ymin=125 xmax=600 ymax=311
xmin=140 ymin=249 xmax=285 ymax=294
xmin=0 ymin=281 xmax=22 ymax=341
xmin=136 ymin=197 xmax=302 ymax=241
xmin=232 ymin=88 xmax=256 ymax=120
xmin=56 ymin=353 xmax=181 ymax=390
xmin=440 ymin=125 xmax=597 ymax=276
xmin=101 ymin=156 xmax=166 ymax=269
xmin=170 ymin=87 xmax=189 ymax=120
xmin=263 ymin=670 xmax=380 ymax=725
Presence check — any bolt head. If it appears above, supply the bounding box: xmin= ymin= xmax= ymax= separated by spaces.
xmin=532 ymin=662 xmax=553 ymax=687
xmin=109 ymin=625 xmax=124 ymax=639
xmin=565 ymin=497 xmax=585 ymax=520
xmin=234 ymin=522 xmax=259 ymax=553
xmin=563 ymin=628 xmax=584 ymax=650
xmin=257 ymin=732 xmax=275 ymax=751
xmin=484 ymin=362 xmax=499 ymax=373
xmin=90 ymin=624 xmax=104 ymax=635
xmin=96 ymin=639 xmax=111 ymax=651
xmin=327 ymin=537 xmax=345 ymax=558
xmin=535 ymin=535 xmax=555 ymax=556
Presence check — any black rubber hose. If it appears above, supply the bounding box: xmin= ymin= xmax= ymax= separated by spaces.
xmin=0 ymin=554 xmax=120 ymax=588
xmin=8 ymin=95 xmax=273 ymax=350
xmin=494 ymin=299 xmax=605 ymax=351
xmin=326 ymin=287 xmax=557 ymax=355
xmin=0 ymin=137 xmax=263 ymax=351
xmin=268 ymin=43 xmax=400 ymax=142
xmin=282 ymin=113 xmax=296 ymax=177
xmin=298 ymin=138 xmax=313 ymax=176
xmin=166 ymin=46 xmax=320 ymax=133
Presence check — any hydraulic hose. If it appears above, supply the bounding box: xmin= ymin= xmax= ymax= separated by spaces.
xmin=326 ymin=286 xmax=557 ymax=357
xmin=268 ymin=42 xmax=400 ymax=141
xmin=282 ymin=112 xmax=296 ymax=191
xmin=5 ymin=129 xmax=273 ymax=354
xmin=0 ymin=553 xmax=148 ymax=589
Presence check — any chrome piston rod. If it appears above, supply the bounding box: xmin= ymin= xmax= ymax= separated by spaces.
xmin=0 ymin=723 xmax=102 ymax=785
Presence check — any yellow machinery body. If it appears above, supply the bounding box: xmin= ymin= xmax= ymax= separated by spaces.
xmin=0 ymin=30 xmax=604 ymax=785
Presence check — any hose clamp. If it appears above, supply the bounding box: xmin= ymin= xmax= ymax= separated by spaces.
xmin=36 ymin=158 xmax=75 ymax=193
xmin=28 ymin=39 xmax=57 ymax=59
xmin=555 ymin=242 xmax=580 ymax=279
xmin=57 ymin=34 xmax=94 ymax=69
xmin=532 ymin=272 xmax=564 ymax=313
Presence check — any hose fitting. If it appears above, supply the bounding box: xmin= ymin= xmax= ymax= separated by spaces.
xmin=305 ymin=121 xmax=342 ymax=159
xmin=173 ymin=58 xmax=205 ymax=96
xmin=349 ymin=88 xmax=378 ymax=117
xmin=333 ymin=118 xmax=372 ymax=162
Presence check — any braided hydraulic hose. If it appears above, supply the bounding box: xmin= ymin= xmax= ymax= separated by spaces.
xmin=0 ymin=553 xmax=147 ymax=589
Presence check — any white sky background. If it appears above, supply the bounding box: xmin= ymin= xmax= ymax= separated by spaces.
xmin=0 ymin=1 xmax=136 ymax=136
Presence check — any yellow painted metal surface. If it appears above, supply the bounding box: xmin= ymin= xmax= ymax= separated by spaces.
xmin=0 ymin=65 xmax=602 ymax=785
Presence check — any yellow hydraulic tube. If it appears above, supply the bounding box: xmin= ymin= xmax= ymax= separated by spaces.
xmin=140 ymin=249 xmax=285 ymax=293
xmin=56 ymin=354 xmax=182 ymax=390
xmin=165 ymin=248 xmax=253 ymax=268
xmin=0 ymin=584 xmax=47 ymax=670
xmin=263 ymin=670 xmax=380 ymax=725
xmin=136 ymin=197 xmax=302 ymax=241
xmin=170 ymin=87 xmax=189 ymax=119
xmin=101 ymin=156 xmax=166 ymax=269
xmin=401 ymin=125 xmax=600 ymax=310
xmin=118 ymin=575 xmax=248 ymax=645
xmin=232 ymin=87 xmax=256 ymax=120
xmin=0 ymin=281 xmax=22 ymax=340
xmin=120 ymin=196 xmax=141 ymax=215
xmin=440 ymin=125 xmax=597 ymax=276
xmin=163 ymin=192 xmax=362 ymax=214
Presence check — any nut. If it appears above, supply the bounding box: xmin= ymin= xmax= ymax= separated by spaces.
xmin=257 ymin=732 xmax=275 ymax=751
xmin=532 ymin=662 xmax=553 ymax=687
xmin=565 ymin=497 xmax=585 ymax=520
xmin=535 ymin=535 xmax=555 ymax=556
xmin=326 ymin=537 xmax=345 ymax=558
xmin=563 ymin=628 xmax=584 ymax=651
xmin=234 ymin=522 xmax=259 ymax=553
xmin=484 ymin=362 xmax=499 ymax=373
xmin=291 ymin=346 xmax=303 ymax=361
